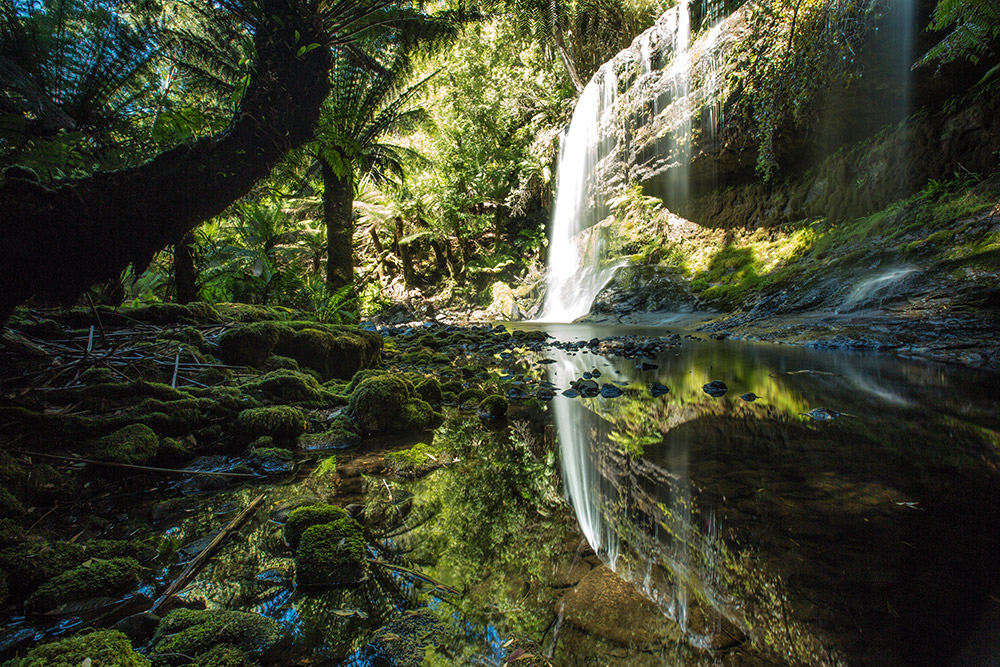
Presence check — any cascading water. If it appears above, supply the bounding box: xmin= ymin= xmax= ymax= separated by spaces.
xmin=538 ymin=66 xmax=622 ymax=323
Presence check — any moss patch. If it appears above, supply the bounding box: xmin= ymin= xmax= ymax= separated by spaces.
xmin=21 ymin=630 xmax=150 ymax=667
xmin=477 ymin=395 xmax=509 ymax=420
xmin=24 ymin=556 xmax=143 ymax=615
xmin=216 ymin=322 xmax=288 ymax=367
xmin=243 ymin=369 xmax=323 ymax=403
xmin=150 ymin=608 xmax=286 ymax=666
xmin=236 ymin=406 xmax=306 ymax=442
xmin=273 ymin=326 xmax=382 ymax=381
xmin=93 ymin=423 xmax=160 ymax=464
xmin=384 ymin=441 xmax=449 ymax=478
xmin=295 ymin=518 xmax=366 ymax=587
xmin=284 ymin=503 xmax=348 ymax=549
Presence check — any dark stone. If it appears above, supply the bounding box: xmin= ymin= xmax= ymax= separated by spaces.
xmin=702 ymin=380 xmax=728 ymax=397
xmin=650 ymin=382 xmax=671 ymax=397
xmin=600 ymin=384 xmax=624 ymax=398
xmin=112 ymin=612 xmax=161 ymax=646
xmin=740 ymin=392 xmax=759 ymax=402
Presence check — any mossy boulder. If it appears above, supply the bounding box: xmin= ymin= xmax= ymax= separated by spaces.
xmin=272 ymin=326 xmax=382 ymax=381
xmin=216 ymin=322 xmax=287 ymax=367
xmin=264 ymin=354 xmax=299 ymax=371
xmin=93 ymin=423 xmax=159 ymax=464
xmin=458 ymin=387 xmax=487 ymax=407
xmin=0 ymin=486 xmax=25 ymax=520
xmin=347 ymin=374 xmax=435 ymax=434
xmin=248 ymin=446 xmax=294 ymax=474
xmin=384 ymin=442 xmax=449 ymax=478
xmin=20 ymin=630 xmax=150 ymax=667
xmin=0 ymin=540 xmax=86 ymax=600
xmin=284 ymin=503 xmax=348 ymax=549
xmin=414 ymin=378 xmax=443 ymax=405
xmin=24 ymin=556 xmax=143 ymax=615
xmin=477 ymin=395 xmax=509 ymax=420
xmin=298 ymin=425 xmax=361 ymax=451
xmin=191 ymin=645 xmax=258 ymax=667
xmin=244 ymin=369 xmax=323 ymax=403
xmin=236 ymin=406 xmax=306 ymax=442
xmin=295 ymin=518 xmax=366 ymax=587
xmin=150 ymin=608 xmax=286 ymax=666
xmin=79 ymin=366 xmax=116 ymax=385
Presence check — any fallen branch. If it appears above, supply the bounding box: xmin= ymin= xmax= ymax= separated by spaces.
xmin=14 ymin=451 xmax=262 ymax=478
xmin=150 ymin=493 xmax=266 ymax=615
xmin=367 ymin=559 xmax=461 ymax=597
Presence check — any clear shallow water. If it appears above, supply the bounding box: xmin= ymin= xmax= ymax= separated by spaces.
xmin=33 ymin=325 xmax=996 ymax=665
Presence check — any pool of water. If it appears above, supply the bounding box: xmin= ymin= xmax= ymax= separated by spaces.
xmin=30 ymin=324 xmax=996 ymax=666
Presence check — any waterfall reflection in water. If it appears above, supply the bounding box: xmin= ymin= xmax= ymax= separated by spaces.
xmin=538 ymin=324 xmax=1000 ymax=665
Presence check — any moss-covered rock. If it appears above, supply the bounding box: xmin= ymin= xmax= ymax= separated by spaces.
xmin=458 ymin=387 xmax=487 ymax=406
xmin=20 ymin=630 xmax=150 ymax=667
xmin=440 ymin=380 xmax=463 ymax=395
xmin=0 ymin=486 xmax=25 ymax=520
xmin=298 ymin=426 xmax=360 ymax=451
xmin=216 ymin=322 xmax=288 ymax=367
xmin=150 ymin=608 xmax=286 ymax=666
xmin=347 ymin=374 xmax=435 ymax=434
xmin=236 ymin=406 xmax=306 ymax=442
xmin=248 ymin=447 xmax=294 ymax=474
xmin=79 ymin=366 xmax=116 ymax=385
xmin=284 ymin=503 xmax=348 ymax=549
xmin=0 ymin=518 xmax=25 ymax=546
xmin=155 ymin=436 xmax=194 ymax=464
xmin=295 ymin=518 xmax=366 ymax=587
xmin=384 ymin=442 xmax=449 ymax=478
xmin=264 ymin=354 xmax=299 ymax=371
xmin=93 ymin=423 xmax=159 ymax=464
xmin=24 ymin=557 xmax=143 ymax=615
xmin=0 ymin=540 xmax=86 ymax=600
xmin=243 ymin=369 xmax=323 ymax=403
xmin=272 ymin=326 xmax=382 ymax=381
xmin=414 ymin=378 xmax=443 ymax=405
xmin=478 ymin=395 xmax=509 ymax=420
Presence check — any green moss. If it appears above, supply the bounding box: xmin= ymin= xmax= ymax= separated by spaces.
xmin=216 ymin=322 xmax=288 ymax=367
xmin=0 ymin=487 xmax=24 ymax=520
xmin=21 ymin=630 xmax=150 ymax=667
xmin=0 ymin=540 xmax=86 ymax=600
xmin=0 ymin=518 xmax=25 ymax=546
xmin=272 ymin=326 xmax=382 ymax=381
xmin=155 ymin=436 xmax=194 ymax=464
xmin=284 ymin=503 xmax=348 ymax=549
xmin=150 ymin=608 xmax=285 ymax=666
xmin=236 ymin=406 xmax=306 ymax=442
xmin=93 ymin=423 xmax=159 ymax=464
xmin=458 ymin=387 xmax=487 ymax=406
xmin=312 ymin=456 xmax=337 ymax=478
xmin=24 ymin=557 xmax=143 ymax=615
xmin=348 ymin=374 xmax=413 ymax=434
xmin=440 ymin=380 xmax=463 ymax=395
xmin=264 ymin=354 xmax=299 ymax=371
xmin=243 ymin=369 xmax=323 ymax=403
xmin=478 ymin=395 xmax=509 ymax=420
xmin=124 ymin=398 xmax=206 ymax=435
xmin=191 ymin=645 xmax=258 ymax=667
xmin=401 ymin=398 xmax=437 ymax=431
xmin=294 ymin=518 xmax=366 ymax=587
xmin=248 ymin=447 xmax=294 ymax=474
xmin=384 ymin=442 xmax=449 ymax=477
xmin=298 ymin=427 xmax=361 ymax=451
xmin=79 ymin=366 xmax=116 ymax=385
xmin=415 ymin=378 xmax=443 ymax=405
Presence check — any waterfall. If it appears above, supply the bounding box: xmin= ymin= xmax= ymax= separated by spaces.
xmin=538 ymin=65 xmax=622 ymax=323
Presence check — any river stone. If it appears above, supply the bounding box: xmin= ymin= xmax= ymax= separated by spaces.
xmin=702 ymin=380 xmax=728 ymax=397
xmin=558 ymin=566 xmax=681 ymax=646
xmin=740 ymin=392 xmax=760 ymax=402
xmin=650 ymin=382 xmax=671 ymax=397
xmin=600 ymin=384 xmax=624 ymax=398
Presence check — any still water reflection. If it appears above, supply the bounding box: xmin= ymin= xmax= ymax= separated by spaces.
xmin=141 ymin=325 xmax=999 ymax=666
xmin=538 ymin=323 xmax=1000 ymax=666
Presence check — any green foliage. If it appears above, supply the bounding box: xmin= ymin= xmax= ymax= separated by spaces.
xmin=918 ymin=0 xmax=1000 ymax=67
xmin=729 ymin=0 xmax=879 ymax=179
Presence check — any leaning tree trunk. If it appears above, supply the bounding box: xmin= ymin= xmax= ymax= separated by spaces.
xmin=173 ymin=231 xmax=198 ymax=304
xmin=0 ymin=0 xmax=332 ymax=323
xmin=321 ymin=156 xmax=355 ymax=293
xmin=394 ymin=217 xmax=416 ymax=288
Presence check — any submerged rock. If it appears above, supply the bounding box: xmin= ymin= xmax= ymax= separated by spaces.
xmin=150 ymin=608 xmax=286 ymax=665
xmin=801 ymin=407 xmax=844 ymax=421
xmin=702 ymin=380 xmax=728 ymax=397
xmin=599 ymin=384 xmax=624 ymax=398
xmin=740 ymin=392 xmax=760 ymax=402
xmin=650 ymin=382 xmax=671 ymax=397
xmin=295 ymin=518 xmax=367 ymax=587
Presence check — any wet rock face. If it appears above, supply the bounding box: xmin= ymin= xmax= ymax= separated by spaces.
xmin=590 ymin=265 xmax=696 ymax=318
xmin=558 ymin=566 xmax=682 ymax=646
xmin=149 ymin=608 xmax=287 ymax=665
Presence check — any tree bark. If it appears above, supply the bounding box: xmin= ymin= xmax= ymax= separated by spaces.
xmin=394 ymin=217 xmax=415 ymax=287
xmin=0 ymin=0 xmax=332 ymax=323
xmin=173 ymin=231 xmax=197 ymax=304
xmin=321 ymin=155 xmax=355 ymax=293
